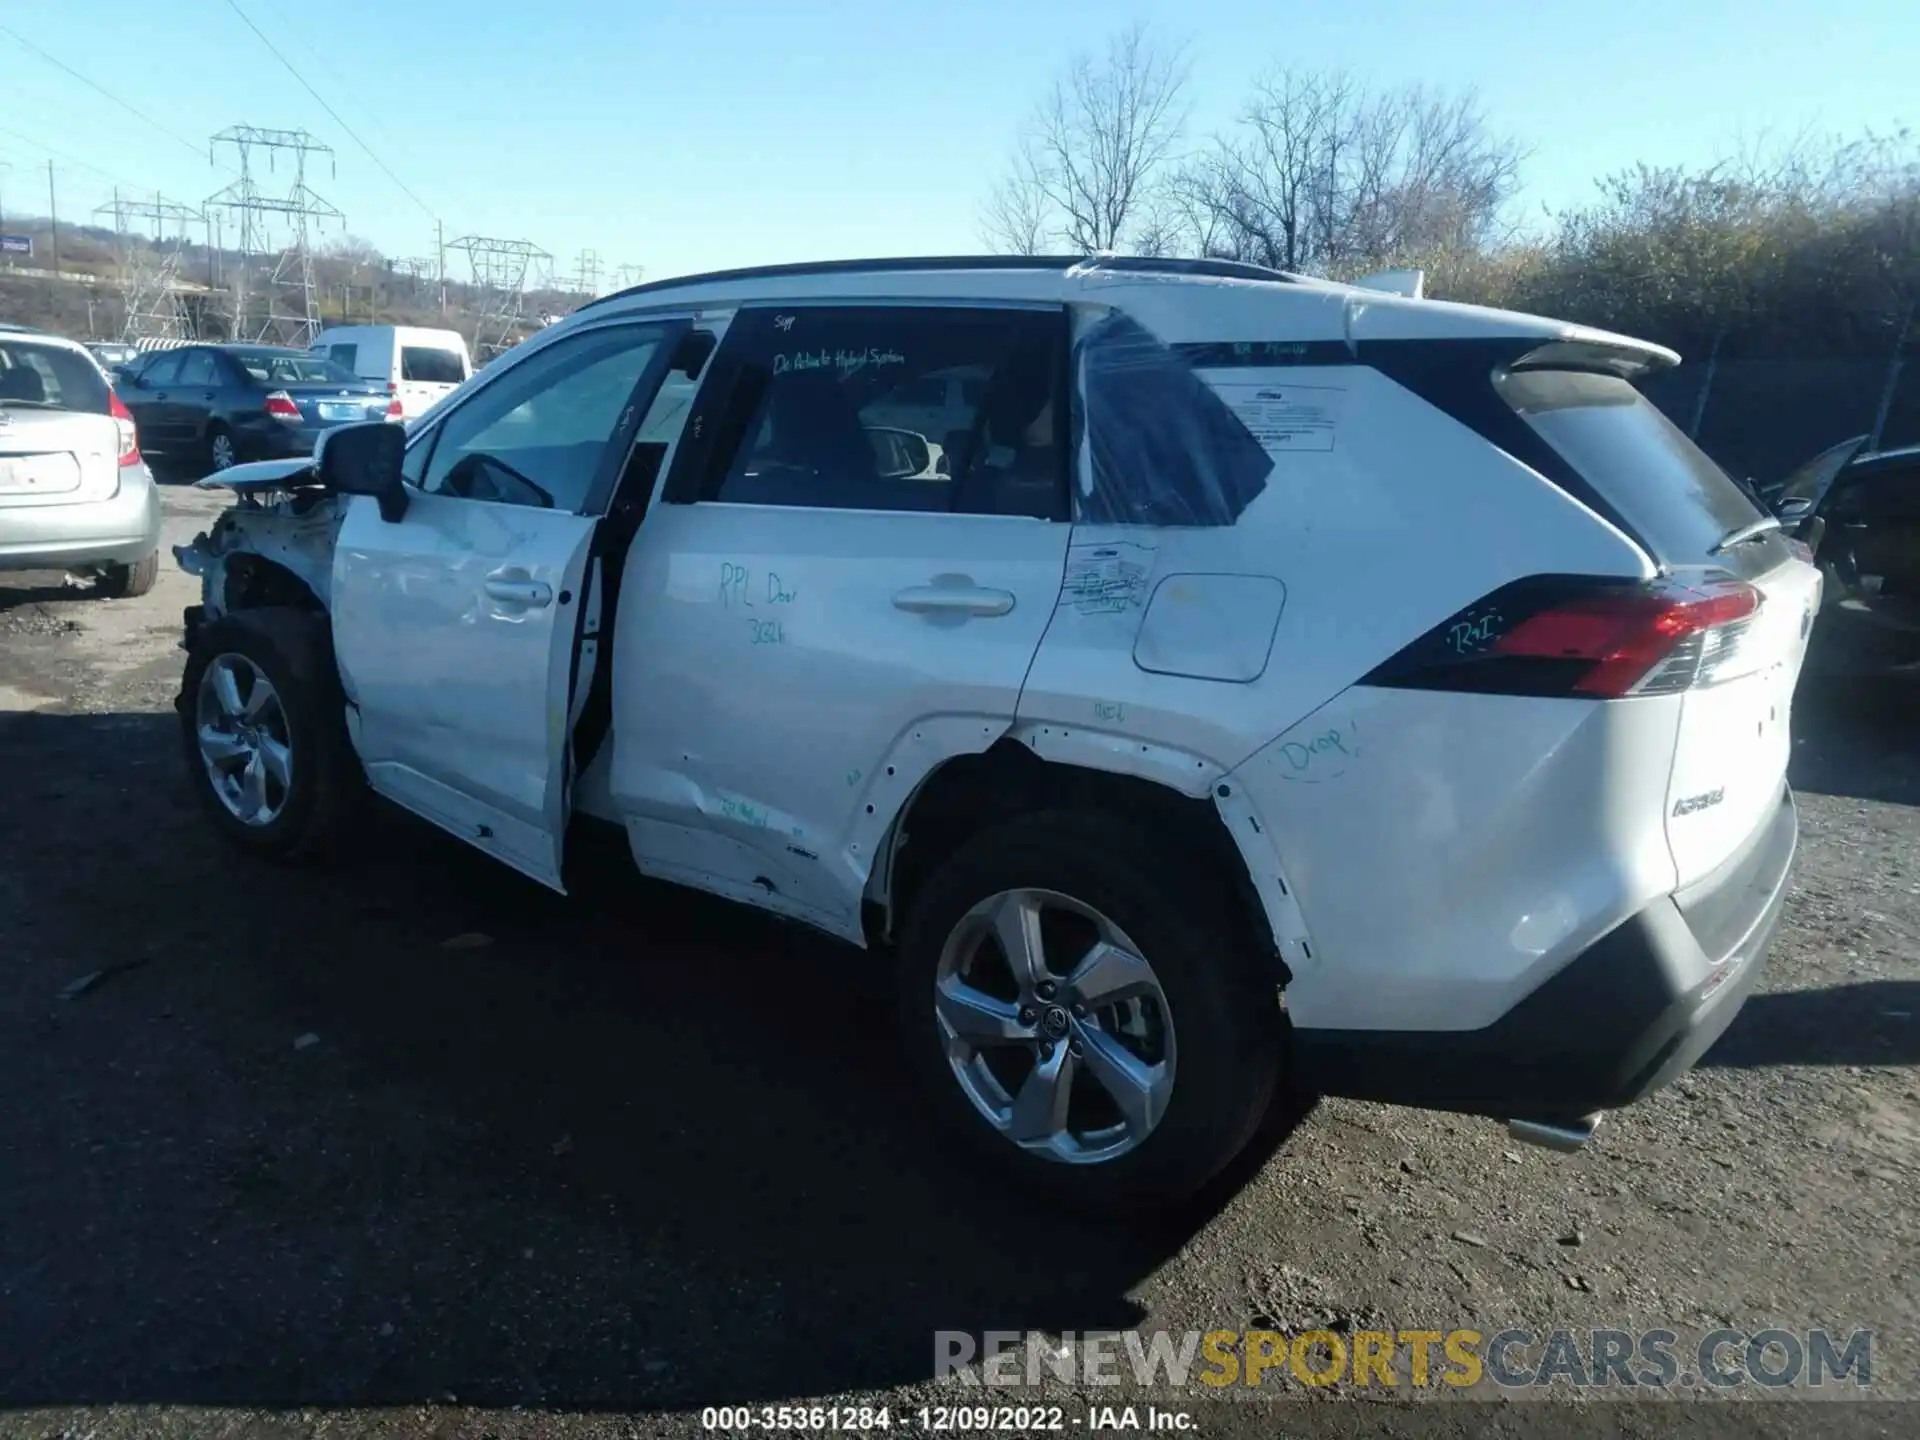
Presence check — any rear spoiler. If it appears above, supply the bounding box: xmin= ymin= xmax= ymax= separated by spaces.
xmin=1352 ymin=268 xmax=1425 ymax=299
xmin=1509 ymin=332 xmax=1681 ymax=381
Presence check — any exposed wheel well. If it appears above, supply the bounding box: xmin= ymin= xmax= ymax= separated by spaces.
xmin=875 ymin=739 xmax=1282 ymax=978
xmin=221 ymin=554 xmax=325 ymax=615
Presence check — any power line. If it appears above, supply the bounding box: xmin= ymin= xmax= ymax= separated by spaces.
xmin=0 ymin=120 xmax=150 ymax=195
xmin=218 ymin=0 xmax=437 ymax=223
xmin=0 ymin=21 xmax=219 ymax=170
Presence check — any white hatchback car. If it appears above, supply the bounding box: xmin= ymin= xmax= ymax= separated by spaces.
xmin=173 ymin=256 xmax=1815 ymax=1211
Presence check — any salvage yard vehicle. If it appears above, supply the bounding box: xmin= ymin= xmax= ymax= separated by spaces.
xmin=172 ymin=255 xmax=1819 ymax=1212
xmin=309 ymin=324 xmax=474 ymax=420
xmin=0 ymin=322 xmax=162 ymax=597
xmin=1761 ymin=436 xmax=1920 ymax=677
xmin=117 ymin=343 xmax=399 ymax=474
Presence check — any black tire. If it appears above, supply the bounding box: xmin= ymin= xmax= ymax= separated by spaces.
xmin=205 ymin=423 xmax=238 ymax=473
xmin=177 ymin=607 xmax=363 ymax=861
xmin=896 ymin=809 xmax=1285 ymax=1215
xmin=96 ymin=550 xmax=159 ymax=598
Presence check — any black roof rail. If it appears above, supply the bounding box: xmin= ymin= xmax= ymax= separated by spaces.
xmin=577 ymin=253 xmax=1297 ymax=313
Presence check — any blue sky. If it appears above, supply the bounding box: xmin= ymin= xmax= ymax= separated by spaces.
xmin=2 ymin=0 xmax=1915 ymax=286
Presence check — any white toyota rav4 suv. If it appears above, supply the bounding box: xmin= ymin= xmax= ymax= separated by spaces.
xmin=173 ymin=256 xmax=1816 ymax=1212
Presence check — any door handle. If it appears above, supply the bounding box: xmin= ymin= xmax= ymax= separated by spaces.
xmin=485 ymin=571 xmax=553 ymax=608
xmin=891 ymin=584 xmax=1016 ymax=617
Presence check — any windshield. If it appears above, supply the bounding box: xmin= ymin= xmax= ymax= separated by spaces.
xmin=1495 ymin=368 xmax=1765 ymax=563
xmin=229 ymin=349 xmax=360 ymax=385
xmin=0 ymin=339 xmax=112 ymax=415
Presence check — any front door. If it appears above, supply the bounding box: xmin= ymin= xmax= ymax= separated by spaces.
xmin=330 ymin=316 xmax=690 ymax=888
xmin=610 ymin=302 xmax=1073 ymax=937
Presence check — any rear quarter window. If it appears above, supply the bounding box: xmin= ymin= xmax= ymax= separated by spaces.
xmin=1494 ymin=369 xmax=1764 ymax=564
xmin=403 ymin=346 xmax=466 ymax=385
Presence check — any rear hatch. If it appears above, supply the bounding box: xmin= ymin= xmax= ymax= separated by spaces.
xmin=1496 ymin=364 xmax=1821 ymax=886
xmin=0 ymin=340 xmax=121 ymax=509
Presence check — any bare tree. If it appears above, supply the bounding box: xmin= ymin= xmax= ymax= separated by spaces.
xmin=980 ymin=23 xmax=1191 ymax=254
xmin=1175 ymin=70 xmax=1524 ymax=276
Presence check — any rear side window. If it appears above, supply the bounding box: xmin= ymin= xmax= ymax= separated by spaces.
xmin=328 ymin=343 xmax=359 ymax=372
xmin=0 ymin=340 xmax=112 ymax=415
xmin=1077 ymin=311 xmax=1273 ymax=527
xmin=176 ymin=351 xmax=217 ymax=386
xmin=403 ymin=346 xmax=466 ymax=384
xmin=1495 ymin=369 xmax=1765 ymax=563
xmin=681 ymin=305 xmax=1067 ymax=520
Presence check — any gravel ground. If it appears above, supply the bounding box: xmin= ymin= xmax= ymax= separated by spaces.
xmin=1 ymin=483 xmax=1915 ymax=1439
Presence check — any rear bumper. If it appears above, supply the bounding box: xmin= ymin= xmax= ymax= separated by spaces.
xmin=0 ymin=466 xmax=163 ymax=571
xmin=1293 ymin=784 xmax=1797 ymax=1123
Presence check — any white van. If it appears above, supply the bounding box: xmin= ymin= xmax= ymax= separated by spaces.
xmin=310 ymin=325 xmax=472 ymax=419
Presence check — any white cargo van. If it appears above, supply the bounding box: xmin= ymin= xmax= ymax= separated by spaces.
xmin=311 ymin=325 xmax=472 ymax=419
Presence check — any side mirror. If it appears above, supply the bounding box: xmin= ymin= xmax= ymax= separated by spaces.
xmin=316 ymin=421 xmax=409 ymax=522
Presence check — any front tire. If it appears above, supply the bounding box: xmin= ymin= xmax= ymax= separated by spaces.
xmin=178 ymin=607 xmax=362 ymax=861
xmin=896 ymin=810 xmax=1284 ymax=1214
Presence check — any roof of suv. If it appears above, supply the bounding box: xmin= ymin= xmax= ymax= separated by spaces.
xmin=582 ymin=254 xmax=1302 ymax=312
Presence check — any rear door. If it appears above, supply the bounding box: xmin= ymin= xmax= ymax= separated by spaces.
xmin=330 ymin=316 xmax=690 ymax=889
xmin=170 ymin=348 xmax=223 ymax=449
xmin=119 ymin=351 xmax=181 ymax=448
xmin=611 ymin=302 xmax=1072 ymax=935
xmin=398 ymin=341 xmax=468 ymax=418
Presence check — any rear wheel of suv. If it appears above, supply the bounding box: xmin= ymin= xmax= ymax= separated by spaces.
xmin=178 ymin=607 xmax=362 ymax=861
xmin=896 ymin=810 xmax=1284 ymax=1214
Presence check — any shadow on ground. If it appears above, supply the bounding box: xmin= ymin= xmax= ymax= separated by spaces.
xmin=1703 ymin=980 xmax=1920 ymax=1069
xmin=1790 ymin=672 xmax=1920 ymax=807
xmin=0 ymin=708 xmax=1306 ymax=1412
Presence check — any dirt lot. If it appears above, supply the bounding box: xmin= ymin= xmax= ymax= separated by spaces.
xmin=2 ymin=482 xmax=1917 ymax=1439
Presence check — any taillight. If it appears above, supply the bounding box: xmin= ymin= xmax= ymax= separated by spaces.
xmin=108 ymin=390 xmax=141 ymax=466
xmin=1364 ymin=576 xmax=1764 ymax=699
xmin=386 ymin=397 xmax=404 ymax=420
xmin=264 ymin=391 xmax=302 ymax=422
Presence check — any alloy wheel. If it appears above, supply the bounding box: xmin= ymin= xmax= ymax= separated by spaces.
xmin=195 ymin=653 xmax=292 ymax=826
xmin=933 ymin=888 xmax=1176 ymax=1165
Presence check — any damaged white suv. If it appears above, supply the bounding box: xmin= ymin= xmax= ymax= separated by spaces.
xmin=174 ymin=256 xmax=1817 ymax=1212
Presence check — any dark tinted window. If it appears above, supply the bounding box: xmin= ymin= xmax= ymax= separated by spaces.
xmin=327 ymin=343 xmax=359 ymax=371
xmin=138 ymin=352 xmax=183 ymax=387
xmin=695 ymin=306 xmax=1064 ymax=518
xmin=228 ymin=349 xmax=356 ymax=385
xmin=176 ymin=350 xmax=218 ymax=386
xmin=0 ymin=339 xmax=112 ymax=414
xmin=402 ymin=346 xmax=466 ymax=384
xmin=1496 ymin=369 xmax=1765 ymax=562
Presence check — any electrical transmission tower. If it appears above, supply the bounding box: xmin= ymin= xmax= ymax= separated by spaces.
xmin=570 ymin=248 xmax=602 ymax=299
xmin=204 ymin=126 xmax=343 ymax=347
xmin=609 ymin=263 xmax=646 ymax=291
xmin=93 ymin=191 xmax=206 ymax=342
xmin=447 ymin=236 xmax=552 ymax=358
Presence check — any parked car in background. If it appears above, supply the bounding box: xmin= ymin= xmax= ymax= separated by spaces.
xmin=173 ymin=255 xmax=1816 ymax=1212
xmin=116 ymin=343 xmax=399 ymax=473
xmin=86 ymin=341 xmax=141 ymax=374
xmin=1762 ymin=436 xmax=1920 ymax=675
xmin=0 ymin=323 xmax=162 ymax=596
xmin=310 ymin=325 xmax=472 ymax=420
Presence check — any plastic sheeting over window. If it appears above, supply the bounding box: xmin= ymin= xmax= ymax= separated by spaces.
xmin=1075 ymin=310 xmax=1273 ymax=527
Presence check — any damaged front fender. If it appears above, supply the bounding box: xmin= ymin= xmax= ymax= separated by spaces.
xmin=173 ymin=469 xmax=343 ymax=624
